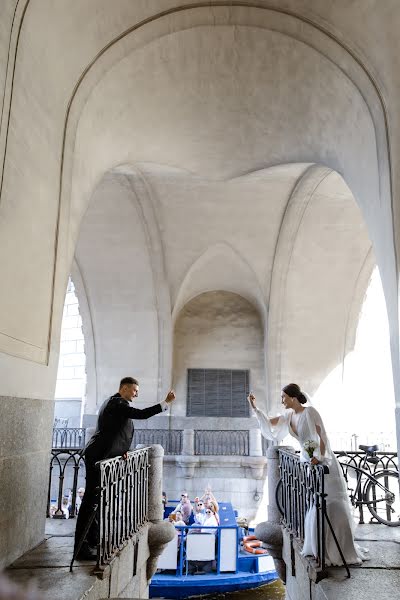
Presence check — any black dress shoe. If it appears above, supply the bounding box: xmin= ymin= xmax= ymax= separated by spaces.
xmin=75 ymin=543 xmax=97 ymax=560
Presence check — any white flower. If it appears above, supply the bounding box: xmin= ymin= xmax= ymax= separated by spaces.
xmin=303 ymin=439 xmax=318 ymax=459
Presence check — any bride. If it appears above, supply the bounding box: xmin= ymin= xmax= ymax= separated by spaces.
xmin=249 ymin=383 xmax=368 ymax=566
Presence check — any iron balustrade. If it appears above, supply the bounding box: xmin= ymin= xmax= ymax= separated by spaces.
xmin=194 ymin=430 xmax=249 ymax=456
xmin=134 ymin=429 xmax=182 ymax=455
xmin=277 ymin=449 xmax=350 ymax=577
xmin=52 ymin=427 xmax=86 ymax=449
xmin=335 ymin=450 xmax=398 ymax=474
xmin=47 ymin=449 xmax=85 ymax=519
xmin=98 ymin=448 xmax=150 ymax=567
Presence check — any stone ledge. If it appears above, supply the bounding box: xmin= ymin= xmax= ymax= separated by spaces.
xmin=6 ymin=520 xmax=151 ymax=600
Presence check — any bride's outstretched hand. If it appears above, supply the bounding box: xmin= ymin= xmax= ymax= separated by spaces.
xmin=247 ymin=392 xmax=256 ymax=409
xmin=310 ymin=457 xmax=320 ymax=465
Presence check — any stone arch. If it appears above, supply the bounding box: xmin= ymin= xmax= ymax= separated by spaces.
xmin=43 ymin=2 xmax=394 ymax=380
xmin=0 ymin=3 xmax=395 ymax=381
xmin=172 ymin=242 xmax=266 ymax=326
xmin=267 ymin=165 xmax=375 ymax=412
xmin=72 ymin=166 xmax=171 ymax=409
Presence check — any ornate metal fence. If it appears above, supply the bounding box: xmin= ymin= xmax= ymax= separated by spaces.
xmin=47 ymin=449 xmax=85 ymax=519
xmin=98 ymin=448 xmax=149 ymax=566
xmin=194 ymin=430 xmax=249 ymax=456
xmin=277 ymin=449 xmax=350 ymax=577
xmin=52 ymin=427 xmax=86 ymax=449
xmin=134 ymin=429 xmax=182 ymax=455
xmin=47 ymin=428 xmax=86 ymax=519
xmin=335 ymin=450 xmax=398 ymax=473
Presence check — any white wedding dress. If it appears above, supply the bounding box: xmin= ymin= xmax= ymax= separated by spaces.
xmin=254 ymin=404 xmax=368 ymax=565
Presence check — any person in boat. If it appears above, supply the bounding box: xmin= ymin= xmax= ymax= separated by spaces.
xmin=171 ymin=492 xmax=193 ymax=524
xmin=201 ymin=506 xmax=219 ymax=534
xmin=208 ymin=500 xmax=220 ymax=524
xmin=170 ymin=510 xmax=186 ymax=527
xmin=200 ymin=486 xmax=219 ymax=511
xmin=193 ymin=501 xmax=206 ymax=526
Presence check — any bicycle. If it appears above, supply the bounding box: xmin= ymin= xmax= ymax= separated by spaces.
xmin=337 ymin=444 xmax=399 ymax=527
xmin=275 ymin=444 xmax=400 ymax=527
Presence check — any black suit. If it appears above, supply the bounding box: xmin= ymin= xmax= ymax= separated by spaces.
xmin=74 ymin=393 xmax=163 ymax=551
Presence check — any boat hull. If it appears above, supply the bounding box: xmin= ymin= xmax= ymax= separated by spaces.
xmin=150 ymin=569 xmax=278 ymax=599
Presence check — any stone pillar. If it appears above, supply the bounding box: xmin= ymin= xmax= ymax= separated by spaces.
xmin=182 ymin=429 xmax=194 ymax=455
xmin=255 ymin=445 xmax=294 ymax=582
xmin=249 ymin=428 xmax=263 ymax=457
xmin=178 ymin=429 xmax=198 ymax=478
xmin=143 ymin=444 xmax=175 ymax=582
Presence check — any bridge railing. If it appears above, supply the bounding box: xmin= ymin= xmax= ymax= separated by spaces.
xmin=52 ymin=427 xmax=86 ymax=449
xmin=277 ymin=449 xmax=350 ymax=577
xmin=97 ymin=448 xmax=150 ymax=567
xmin=194 ymin=430 xmax=249 ymax=456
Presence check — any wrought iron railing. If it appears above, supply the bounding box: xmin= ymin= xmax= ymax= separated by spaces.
xmin=47 ymin=449 xmax=85 ymax=519
xmin=98 ymin=448 xmax=150 ymax=567
xmin=277 ymin=449 xmax=350 ymax=577
xmin=335 ymin=450 xmax=398 ymax=473
xmin=52 ymin=427 xmax=86 ymax=449
xmin=194 ymin=430 xmax=249 ymax=456
xmin=134 ymin=429 xmax=182 ymax=455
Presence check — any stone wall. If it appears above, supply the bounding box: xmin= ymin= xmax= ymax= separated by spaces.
xmin=0 ymin=396 xmax=54 ymax=569
xmin=173 ymin=291 xmax=266 ymax=416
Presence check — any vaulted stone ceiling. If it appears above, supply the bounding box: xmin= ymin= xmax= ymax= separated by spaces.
xmin=0 ymin=1 xmax=396 ymax=405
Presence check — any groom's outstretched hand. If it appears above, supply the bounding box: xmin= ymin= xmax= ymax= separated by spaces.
xmin=165 ymin=390 xmax=176 ymax=404
xmin=247 ymin=392 xmax=256 ymax=409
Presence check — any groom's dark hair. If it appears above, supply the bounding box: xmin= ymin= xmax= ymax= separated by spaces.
xmin=282 ymin=383 xmax=307 ymax=404
xmin=119 ymin=377 xmax=139 ymax=388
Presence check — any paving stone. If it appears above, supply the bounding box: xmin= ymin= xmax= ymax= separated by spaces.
xmin=317 ymin=568 xmax=400 ymax=600
xmin=6 ymin=566 xmax=94 ymax=600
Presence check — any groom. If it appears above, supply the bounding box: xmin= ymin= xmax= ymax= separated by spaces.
xmin=74 ymin=376 xmax=175 ymax=560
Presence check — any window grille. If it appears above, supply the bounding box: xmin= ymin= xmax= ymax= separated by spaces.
xmin=186 ymin=368 xmax=250 ymax=417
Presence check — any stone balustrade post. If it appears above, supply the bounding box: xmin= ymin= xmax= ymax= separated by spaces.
xmin=249 ymin=428 xmax=262 ymax=457
xmin=182 ymin=429 xmax=194 ymax=455
xmin=139 ymin=444 xmax=175 ymax=582
xmin=255 ymin=445 xmax=295 ymax=582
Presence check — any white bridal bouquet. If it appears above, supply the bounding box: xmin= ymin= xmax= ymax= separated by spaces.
xmin=303 ymin=439 xmax=319 ymax=462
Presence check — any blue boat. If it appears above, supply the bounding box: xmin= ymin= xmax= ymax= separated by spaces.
xmin=150 ymin=502 xmax=278 ymax=599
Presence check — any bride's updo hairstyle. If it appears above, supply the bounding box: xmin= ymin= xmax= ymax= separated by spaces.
xmin=282 ymin=383 xmax=308 ymax=404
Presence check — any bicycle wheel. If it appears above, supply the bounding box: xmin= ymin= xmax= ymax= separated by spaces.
xmin=275 ymin=479 xmax=284 ymax=516
xmin=364 ymin=470 xmax=400 ymax=526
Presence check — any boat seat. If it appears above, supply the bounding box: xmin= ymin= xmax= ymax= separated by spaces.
xmin=359 ymin=444 xmax=379 ymax=453
xmin=185 ymin=534 xmax=215 ymax=575
xmin=157 ymin=534 xmax=179 ymax=570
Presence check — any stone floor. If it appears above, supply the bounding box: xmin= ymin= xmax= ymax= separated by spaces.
xmin=5 ymin=520 xmax=400 ymax=600
xmin=316 ymin=523 xmax=400 ymax=600
xmin=6 ymin=519 xmax=97 ymax=600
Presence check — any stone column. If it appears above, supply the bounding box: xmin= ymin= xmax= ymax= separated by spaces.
xmin=255 ymin=445 xmax=294 ymax=582
xmin=142 ymin=444 xmax=175 ymax=581
xmin=178 ymin=429 xmax=198 ymax=478
xmin=249 ymin=428 xmax=263 ymax=457
xmin=182 ymin=429 xmax=194 ymax=455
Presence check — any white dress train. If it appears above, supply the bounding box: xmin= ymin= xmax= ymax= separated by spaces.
xmin=254 ymin=405 xmax=369 ymax=566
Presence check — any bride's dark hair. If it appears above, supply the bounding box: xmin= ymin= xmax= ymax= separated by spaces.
xmin=282 ymin=383 xmax=307 ymax=404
